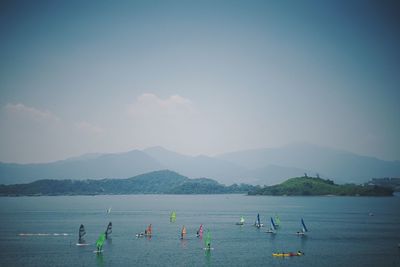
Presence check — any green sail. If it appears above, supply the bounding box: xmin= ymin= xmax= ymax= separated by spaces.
xmin=170 ymin=211 xmax=176 ymax=222
xmin=275 ymin=215 xmax=281 ymax=227
xmin=204 ymin=230 xmax=211 ymax=248
xmin=96 ymin=233 xmax=106 ymax=250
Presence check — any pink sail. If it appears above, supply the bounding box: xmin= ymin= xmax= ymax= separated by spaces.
xmin=197 ymin=224 xmax=203 ymax=237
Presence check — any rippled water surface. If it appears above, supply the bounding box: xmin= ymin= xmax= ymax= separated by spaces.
xmin=0 ymin=194 xmax=399 ymax=266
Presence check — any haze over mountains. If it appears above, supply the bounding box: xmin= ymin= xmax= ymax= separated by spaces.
xmin=0 ymin=143 xmax=399 ymax=185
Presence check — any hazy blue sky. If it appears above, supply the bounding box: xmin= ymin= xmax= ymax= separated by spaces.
xmin=1 ymin=0 xmax=399 ymax=163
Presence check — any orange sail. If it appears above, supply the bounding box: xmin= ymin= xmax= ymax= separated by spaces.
xmin=147 ymin=224 xmax=152 ymax=235
xmin=181 ymin=225 xmax=187 ymax=239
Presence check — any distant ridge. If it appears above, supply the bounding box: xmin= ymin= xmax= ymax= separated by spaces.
xmin=1 ymin=143 xmax=400 ymax=185
xmin=0 ymin=150 xmax=164 ymax=184
xmin=217 ymin=143 xmax=400 ymax=184
xmin=0 ymin=170 xmax=253 ymax=196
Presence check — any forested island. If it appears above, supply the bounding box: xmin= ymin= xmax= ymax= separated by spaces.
xmin=0 ymin=170 xmax=254 ymax=196
xmin=248 ymin=176 xmax=393 ymax=196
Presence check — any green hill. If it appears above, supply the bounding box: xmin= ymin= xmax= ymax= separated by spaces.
xmin=248 ymin=176 xmax=393 ymax=196
xmin=0 ymin=170 xmax=253 ymax=196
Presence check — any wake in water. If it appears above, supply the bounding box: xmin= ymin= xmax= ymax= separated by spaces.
xmin=18 ymin=233 xmax=69 ymax=236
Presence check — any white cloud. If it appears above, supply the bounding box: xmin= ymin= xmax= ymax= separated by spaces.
xmin=4 ymin=103 xmax=60 ymax=123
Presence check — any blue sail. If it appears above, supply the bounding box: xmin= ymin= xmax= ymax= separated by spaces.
xmin=301 ymin=218 xmax=308 ymax=232
xmin=270 ymin=217 xmax=277 ymax=230
xmin=257 ymin=213 xmax=260 ymax=225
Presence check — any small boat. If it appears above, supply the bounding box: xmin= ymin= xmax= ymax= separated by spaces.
xmin=273 ymin=251 xmax=303 ymax=257
xmin=236 ymin=216 xmax=245 ymax=225
xmin=266 ymin=217 xmax=277 ymax=234
xmin=197 ymin=224 xmax=203 ymax=237
xmin=181 ymin=225 xmax=187 ymax=239
xmin=296 ymin=218 xmax=308 ymax=236
xmin=254 ymin=213 xmax=263 ymax=228
xmin=105 ymin=222 xmax=112 ymax=239
xmin=170 ymin=211 xmax=176 ymax=222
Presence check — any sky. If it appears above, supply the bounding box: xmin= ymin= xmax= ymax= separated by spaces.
xmin=0 ymin=0 xmax=399 ymax=163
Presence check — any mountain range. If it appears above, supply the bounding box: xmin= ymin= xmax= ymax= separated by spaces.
xmin=1 ymin=143 xmax=399 ymax=185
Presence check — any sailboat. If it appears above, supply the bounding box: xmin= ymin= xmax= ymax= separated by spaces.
xmin=204 ymin=229 xmax=213 ymax=250
xmin=266 ymin=217 xmax=277 ymax=234
xmin=76 ymin=224 xmax=89 ymax=246
xmin=181 ymin=225 xmax=187 ymax=239
xmin=296 ymin=218 xmax=308 ymax=235
xmin=95 ymin=233 xmax=105 ymax=253
xmin=254 ymin=213 xmax=263 ymax=228
xmin=105 ymin=222 xmax=112 ymax=239
xmin=236 ymin=216 xmax=245 ymax=225
xmin=197 ymin=224 xmax=203 ymax=237
xmin=170 ymin=211 xmax=176 ymax=222
xmin=107 ymin=207 xmax=111 ymax=214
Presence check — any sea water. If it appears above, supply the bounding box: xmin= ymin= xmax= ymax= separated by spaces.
xmin=0 ymin=194 xmax=399 ymax=266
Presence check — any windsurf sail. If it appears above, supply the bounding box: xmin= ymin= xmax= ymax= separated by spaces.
xmin=301 ymin=218 xmax=308 ymax=233
xmin=170 ymin=211 xmax=176 ymax=222
xmin=204 ymin=230 xmax=211 ymax=248
xmin=107 ymin=207 xmax=111 ymax=214
xmin=275 ymin=215 xmax=281 ymax=227
xmin=240 ymin=216 xmax=245 ymax=224
xmin=255 ymin=213 xmax=261 ymax=227
xmin=181 ymin=225 xmax=187 ymax=239
xmin=146 ymin=224 xmax=152 ymax=235
xmin=197 ymin=224 xmax=203 ymax=237
xmin=105 ymin=222 xmax=112 ymax=239
xmin=96 ymin=233 xmax=105 ymax=252
xmin=270 ymin=217 xmax=277 ymax=231
xmin=78 ymin=224 xmax=86 ymax=243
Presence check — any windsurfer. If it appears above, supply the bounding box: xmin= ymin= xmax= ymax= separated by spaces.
xmin=181 ymin=225 xmax=186 ymax=239
xmin=105 ymin=222 xmax=112 ymax=239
